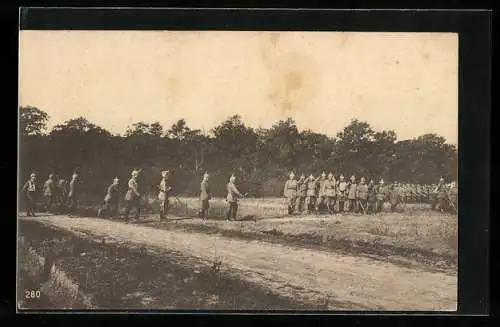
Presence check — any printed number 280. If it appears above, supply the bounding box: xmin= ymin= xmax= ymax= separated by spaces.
xmin=25 ymin=290 xmax=41 ymax=299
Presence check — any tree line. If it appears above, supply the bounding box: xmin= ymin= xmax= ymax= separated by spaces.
xmin=19 ymin=106 xmax=458 ymax=199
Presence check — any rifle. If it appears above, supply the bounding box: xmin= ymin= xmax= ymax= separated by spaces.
xmin=446 ymin=193 xmax=457 ymax=213
xmin=357 ymin=199 xmax=367 ymax=214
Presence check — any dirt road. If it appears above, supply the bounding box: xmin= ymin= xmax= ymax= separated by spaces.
xmin=20 ymin=215 xmax=457 ymax=311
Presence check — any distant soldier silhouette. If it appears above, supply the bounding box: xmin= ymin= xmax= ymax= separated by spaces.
xmin=432 ymin=177 xmax=447 ymax=212
xmin=304 ymin=174 xmax=319 ymax=214
xmin=315 ymin=172 xmax=328 ymax=214
xmin=199 ymin=172 xmax=211 ymax=219
xmin=356 ymin=177 xmax=368 ymax=214
xmin=336 ymin=175 xmax=348 ymax=213
xmin=375 ymin=179 xmax=386 ymax=213
xmin=295 ymin=174 xmax=307 ymax=214
xmin=158 ymin=170 xmax=171 ymax=220
xmin=226 ymin=175 xmax=245 ymax=221
xmin=43 ymin=174 xmax=56 ymax=212
xmin=367 ymin=179 xmax=377 ymax=213
xmin=97 ymin=177 xmax=120 ymax=219
xmin=124 ymin=169 xmax=141 ymax=221
xmin=22 ymin=173 xmax=38 ymax=216
xmin=68 ymin=172 xmax=80 ymax=217
xmin=323 ymin=172 xmax=337 ymax=214
xmin=283 ymin=172 xmax=298 ymax=215
xmin=347 ymin=175 xmax=357 ymax=213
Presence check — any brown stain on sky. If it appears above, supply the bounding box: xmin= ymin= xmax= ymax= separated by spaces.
xmin=19 ymin=31 xmax=458 ymax=144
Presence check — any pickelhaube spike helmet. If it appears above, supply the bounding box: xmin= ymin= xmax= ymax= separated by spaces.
xmin=230 ymin=174 xmax=236 ymax=181
xmin=131 ymin=169 xmax=140 ymax=177
xmin=340 ymin=175 xmax=345 ymax=180
xmin=309 ymin=174 xmax=314 ymax=179
xmin=350 ymin=175 xmax=355 ymax=181
xmin=113 ymin=176 xmax=119 ymax=183
xmin=321 ymin=171 xmax=326 ymax=177
xmin=161 ymin=170 xmax=169 ymax=177
xmin=360 ymin=177 xmax=366 ymax=182
xmin=328 ymin=172 xmax=333 ymax=178
xmin=289 ymin=171 xmax=295 ymax=178
xmin=30 ymin=172 xmax=36 ymax=178
xmin=439 ymin=177 xmax=444 ymax=182
xmin=379 ymin=179 xmax=384 ymax=184
xmin=203 ymin=171 xmax=209 ymax=179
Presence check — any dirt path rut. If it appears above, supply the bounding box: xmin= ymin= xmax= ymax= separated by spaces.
xmin=21 ymin=215 xmax=457 ymax=311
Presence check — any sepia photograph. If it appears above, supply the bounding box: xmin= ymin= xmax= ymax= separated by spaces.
xmin=18 ymin=28 xmax=459 ymax=311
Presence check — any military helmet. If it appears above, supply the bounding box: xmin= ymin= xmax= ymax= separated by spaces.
xmin=30 ymin=173 xmax=36 ymax=178
xmin=229 ymin=174 xmax=236 ymax=182
xmin=439 ymin=177 xmax=444 ymax=182
xmin=339 ymin=175 xmax=345 ymax=180
xmin=289 ymin=171 xmax=295 ymax=178
xmin=113 ymin=176 xmax=119 ymax=183
xmin=131 ymin=169 xmax=140 ymax=177
xmin=49 ymin=173 xmax=54 ymax=179
xmin=72 ymin=173 xmax=78 ymax=180
xmin=328 ymin=172 xmax=333 ymax=178
xmin=350 ymin=175 xmax=355 ymax=181
xmin=203 ymin=172 xmax=209 ymax=179
xmin=161 ymin=170 xmax=169 ymax=177
xmin=321 ymin=172 xmax=326 ymax=177
xmin=360 ymin=177 xmax=366 ymax=182
xmin=369 ymin=179 xmax=374 ymax=184
xmin=379 ymin=179 xmax=384 ymax=184
xmin=309 ymin=174 xmax=314 ymax=179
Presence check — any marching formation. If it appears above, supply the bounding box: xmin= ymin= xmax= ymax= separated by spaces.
xmin=20 ymin=167 xmax=457 ymax=220
xmin=283 ymin=172 xmax=457 ymax=216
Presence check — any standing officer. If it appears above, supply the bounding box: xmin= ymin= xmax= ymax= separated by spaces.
xmin=295 ymin=174 xmax=307 ymax=214
xmin=323 ymin=172 xmax=336 ymax=214
xmin=375 ymin=179 xmax=386 ymax=213
xmin=283 ymin=172 xmax=298 ymax=215
xmin=43 ymin=174 xmax=56 ymax=212
xmin=367 ymin=179 xmax=377 ymax=213
xmin=68 ymin=172 xmax=80 ymax=217
xmin=356 ymin=177 xmax=368 ymax=214
xmin=432 ymin=177 xmax=447 ymax=212
xmin=158 ymin=170 xmax=171 ymax=220
xmin=347 ymin=175 xmax=357 ymax=213
xmin=22 ymin=173 xmax=38 ymax=217
xmin=315 ymin=172 xmax=328 ymax=214
xmin=389 ymin=181 xmax=402 ymax=212
xmin=199 ymin=172 xmax=211 ymax=219
xmin=124 ymin=169 xmax=141 ymax=221
xmin=336 ymin=175 xmax=348 ymax=213
xmin=98 ymin=177 xmax=120 ymax=218
xmin=305 ymin=174 xmax=318 ymax=214
xmin=226 ymin=174 xmax=245 ymax=221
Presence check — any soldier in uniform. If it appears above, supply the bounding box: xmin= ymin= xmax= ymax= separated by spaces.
xmin=432 ymin=177 xmax=447 ymax=212
xmin=448 ymin=181 xmax=458 ymax=214
xmin=375 ymin=179 xmax=386 ymax=213
xmin=315 ymin=172 xmax=328 ymax=214
xmin=158 ymin=170 xmax=171 ymax=220
xmin=43 ymin=174 xmax=56 ymax=212
xmin=57 ymin=178 xmax=68 ymax=209
xmin=356 ymin=177 xmax=368 ymax=214
xmin=323 ymin=172 xmax=336 ymax=214
xmin=367 ymin=179 xmax=377 ymax=213
xmin=68 ymin=172 xmax=80 ymax=217
xmin=304 ymin=174 xmax=319 ymax=214
xmin=226 ymin=175 xmax=245 ymax=221
xmin=336 ymin=175 xmax=348 ymax=213
xmin=97 ymin=177 xmax=120 ymax=218
xmin=124 ymin=169 xmax=141 ymax=221
xmin=283 ymin=172 xmax=298 ymax=215
xmin=22 ymin=173 xmax=38 ymax=216
xmin=347 ymin=175 xmax=357 ymax=213
xmin=199 ymin=172 xmax=211 ymax=219
xmin=389 ymin=181 xmax=401 ymax=212
xmin=295 ymin=174 xmax=307 ymax=214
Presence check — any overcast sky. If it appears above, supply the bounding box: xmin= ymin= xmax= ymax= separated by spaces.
xmin=19 ymin=31 xmax=458 ymax=144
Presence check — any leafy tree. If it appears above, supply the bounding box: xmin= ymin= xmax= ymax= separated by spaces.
xmin=20 ymin=106 xmax=49 ymax=136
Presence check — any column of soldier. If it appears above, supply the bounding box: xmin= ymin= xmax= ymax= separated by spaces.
xmin=283 ymin=172 xmax=458 ymax=215
xmin=21 ymin=168 xmax=458 ymax=220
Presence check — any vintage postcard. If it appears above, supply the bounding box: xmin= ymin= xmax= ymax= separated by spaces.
xmin=18 ymin=28 xmax=459 ymax=311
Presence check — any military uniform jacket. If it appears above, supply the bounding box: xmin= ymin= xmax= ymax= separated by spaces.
xmin=158 ymin=178 xmax=169 ymax=201
xmin=200 ymin=180 xmax=210 ymax=201
xmin=23 ymin=180 xmax=36 ymax=194
xmin=283 ymin=179 xmax=298 ymax=198
xmin=356 ymin=184 xmax=368 ymax=200
xmin=68 ymin=179 xmax=79 ymax=199
xmin=323 ymin=179 xmax=336 ymax=197
xmin=389 ymin=186 xmax=400 ymax=204
xmin=375 ymin=185 xmax=386 ymax=201
xmin=317 ymin=178 xmax=327 ymax=197
xmin=43 ymin=179 xmax=55 ymax=197
xmin=367 ymin=185 xmax=376 ymax=202
xmin=297 ymin=179 xmax=307 ymax=197
xmin=306 ymin=180 xmax=317 ymax=197
xmin=435 ymin=183 xmax=447 ymax=199
xmin=337 ymin=181 xmax=348 ymax=198
xmin=347 ymin=183 xmax=357 ymax=200
xmin=125 ymin=178 xmax=140 ymax=201
xmin=227 ymin=182 xmax=243 ymax=203
xmin=105 ymin=183 xmax=119 ymax=203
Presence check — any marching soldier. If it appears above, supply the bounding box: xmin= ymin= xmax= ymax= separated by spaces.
xmin=375 ymin=179 xmax=386 ymax=213
xmin=68 ymin=172 xmax=80 ymax=217
xmin=336 ymin=175 xmax=348 ymax=213
xmin=347 ymin=175 xmax=357 ymax=213
xmin=432 ymin=177 xmax=447 ymax=212
xmin=305 ymin=174 xmax=319 ymax=214
xmin=97 ymin=177 xmax=120 ymax=218
xmin=323 ymin=172 xmax=336 ymax=214
xmin=226 ymin=174 xmax=245 ymax=221
xmin=356 ymin=177 xmax=368 ymax=214
xmin=315 ymin=172 xmax=328 ymax=214
xmin=124 ymin=169 xmax=141 ymax=221
xmin=199 ymin=172 xmax=211 ymax=219
xmin=283 ymin=172 xmax=298 ymax=215
xmin=43 ymin=173 xmax=56 ymax=212
xmin=158 ymin=170 xmax=171 ymax=220
xmin=22 ymin=173 xmax=38 ymax=216
xmin=367 ymin=179 xmax=377 ymax=213
xmin=295 ymin=174 xmax=307 ymax=214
